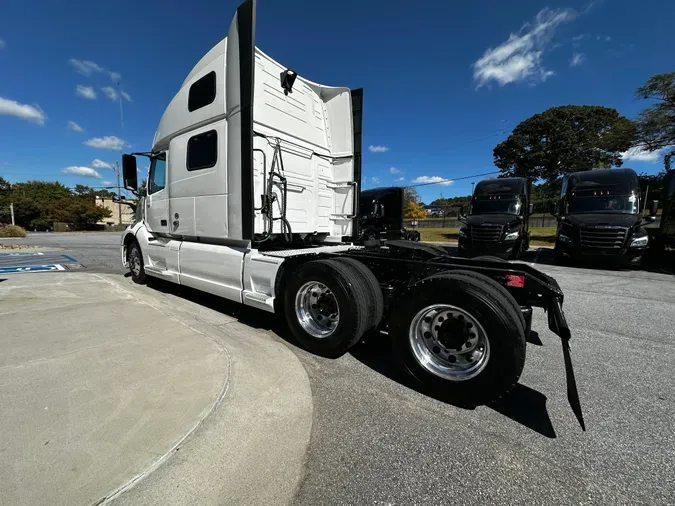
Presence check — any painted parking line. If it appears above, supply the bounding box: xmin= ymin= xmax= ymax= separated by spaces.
xmin=0 ymin=252 xmax=45 ymax=256
xmin=0 ymin=265 xmax=66 ymax=274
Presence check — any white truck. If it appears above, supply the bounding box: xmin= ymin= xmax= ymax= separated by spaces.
xmin=121 ymin=0 xmax=585 ymax=427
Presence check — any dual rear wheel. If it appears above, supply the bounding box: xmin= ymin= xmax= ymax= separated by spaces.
xmin=284 ymin=258 xmax=527 ymax=405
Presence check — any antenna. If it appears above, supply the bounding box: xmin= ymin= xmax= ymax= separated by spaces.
xmin=117 ymin=79 xmax=125 ymax=130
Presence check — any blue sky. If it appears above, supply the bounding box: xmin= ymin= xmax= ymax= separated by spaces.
xmin=0 ymin=0 xmax=673 ymax=204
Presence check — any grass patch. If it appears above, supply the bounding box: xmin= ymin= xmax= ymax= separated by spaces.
xmin=419 ymin=226 xmax=557 ymax=245
xmin=0 ymin=225 xmax=27 ymax=238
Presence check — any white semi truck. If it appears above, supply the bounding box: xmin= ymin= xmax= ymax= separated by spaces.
xmin=121 ymin=0 xmax=585 ymax=427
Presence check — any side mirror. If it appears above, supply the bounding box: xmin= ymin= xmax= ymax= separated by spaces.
xmin=648 ymin=200 xmax=658 ymax=216
xmin=122 ymin=154 xmax=138 ymax=191
xmin=457 ymin=205 xmax=467 ymax=223
xmin=528 ymin=203 xmax=534 ymax=216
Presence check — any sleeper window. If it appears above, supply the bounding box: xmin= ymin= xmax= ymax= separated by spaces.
xmin=187 ymin=130 xmax=218 ymax=171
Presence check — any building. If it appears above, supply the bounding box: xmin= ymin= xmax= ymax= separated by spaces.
xmin=96 ymin=197 xmax=135 ymax=226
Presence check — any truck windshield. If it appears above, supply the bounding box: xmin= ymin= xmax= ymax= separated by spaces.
xmin=470 ymin=198 xmax=521 ymax=215
xmin=567 ymin=194 xmax=638 ymax=214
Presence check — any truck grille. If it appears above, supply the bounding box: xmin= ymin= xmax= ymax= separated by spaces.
xmin=470 ymin=224 xmax=503 ymax=245
xmin=580 ymin=227 xmax=627 ymax=252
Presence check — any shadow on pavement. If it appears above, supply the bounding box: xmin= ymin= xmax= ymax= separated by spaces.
xmin=527 ymin=330 xmax=543 ymax=346
xmin=349 ymin=332 xmax=557 ymax=439
xmin=144 ymin=277 xmax=557 ymax=438
xmin=0 ymin=278 xmax=6 ymax=283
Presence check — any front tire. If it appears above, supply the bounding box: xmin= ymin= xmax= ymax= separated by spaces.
xmin=284 ymin=259 xmax=372 ymax=358
xmin=390 ymin=272 xmax=526 ymax=406
xmin=127 ymin=240 xmax=146 ymax=284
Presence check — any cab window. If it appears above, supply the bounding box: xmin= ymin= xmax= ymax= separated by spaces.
xmin=148 ymin=155 xmax=166 ymax=194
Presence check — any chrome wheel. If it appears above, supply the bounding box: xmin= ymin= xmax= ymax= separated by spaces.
xmin=409 ymin=304 xmax=490 ymax=381
xmin=129 ymin=245 xmax=141 ymax=276
xmin=294 ymin=281 xmax=340 ymax=338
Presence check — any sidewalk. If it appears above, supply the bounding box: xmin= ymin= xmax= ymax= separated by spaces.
xmin=0 ymin=272 xmax=312 ymax=506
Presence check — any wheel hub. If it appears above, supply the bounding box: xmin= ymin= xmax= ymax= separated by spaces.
xmin=295 ymin=281 xmax=340 ymax=338
xmin=409 ymin=304 xmax=490 ymax=381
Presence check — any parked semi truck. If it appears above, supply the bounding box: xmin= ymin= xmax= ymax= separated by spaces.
xmin=551 ymin=169 xmax=650 ymax=265
xmin=457 ymin=177 xmax=533 ymax=259
xmin=119 ymin=0 xmax=584 ymax=427
xmin=646 ymin=164 xmax=675 ymax=253
xmin=359 ymin=187 xmax=420 ymax=242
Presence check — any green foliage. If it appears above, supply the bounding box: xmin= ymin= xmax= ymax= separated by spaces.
xmin=493 ymin=105 xmax=635 ymax=182
xmin=634 ymin=72 xmax=675 ymax=152
xmin=0 ymin=225 xmax=27 ymax=238
xmin=138 ymin=179 xmax=148 ymax=198
xmin=0 ymin=180 xmax=112 ymax=229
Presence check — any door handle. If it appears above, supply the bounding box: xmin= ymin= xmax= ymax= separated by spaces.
xmin=173 ymin=221 xmax=179 ymax=227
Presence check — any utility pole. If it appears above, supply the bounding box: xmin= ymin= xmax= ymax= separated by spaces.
xmin=10 ymin=202 xmax=15 ymax=226
xmin=115 ymin=161 xmax=122 ymax=225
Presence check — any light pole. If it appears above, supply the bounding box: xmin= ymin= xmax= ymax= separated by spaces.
xmin=471 ymin=181 xmax=475 ymax=195
xmin=115 ymin=161 xmax=122 ymax=225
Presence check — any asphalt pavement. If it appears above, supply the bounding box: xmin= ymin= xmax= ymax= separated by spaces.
xmin=3 ymin=232 xmax=674 ymax=505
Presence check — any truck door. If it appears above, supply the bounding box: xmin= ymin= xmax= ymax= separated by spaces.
xmin=144 ymin=154 xmax=171 ymax=269
xmin=146 ymin=154 xmax=169 ymax=235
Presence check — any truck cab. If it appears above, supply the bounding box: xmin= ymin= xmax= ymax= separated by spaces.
xmin=457 ymin=177 xmax=532 ymax=259
xmin=359 ymin=187 xmax=420 ymax=242
xmin=552 ymin=168 xmax=649 ymax=265
xmin=646 ymin=168 xmax=675 ymax=253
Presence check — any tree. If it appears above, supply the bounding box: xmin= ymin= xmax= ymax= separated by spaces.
xmin=404 ymin=200 xmax=427 ymax=220
xmin=633 ymin=72 xmax=675 ymax=164
xmin=403 ymin=186 xmax=419 ymax=207
xmin=493 ymin=105 xmax=635 ymax=182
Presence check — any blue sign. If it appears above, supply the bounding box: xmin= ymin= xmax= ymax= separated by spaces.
xmin=0 ymin=264 xmax=65 ymax=274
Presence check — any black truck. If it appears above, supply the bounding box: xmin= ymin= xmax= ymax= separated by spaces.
xmin=359 ymin=187 xmax=420 ymax=242
xmin=458 ymin=177 xmax=533 ymax=259
xmin=551 ymin=168 xmax=650 ymax=265
xmin=645 ymin=166 xmax=675 ymax=260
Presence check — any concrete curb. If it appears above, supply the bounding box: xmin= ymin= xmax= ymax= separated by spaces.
xmin=103 ymin=275 xmax=314 ymax=506
xmin=89 ymin=275 xmax=234 ymax=505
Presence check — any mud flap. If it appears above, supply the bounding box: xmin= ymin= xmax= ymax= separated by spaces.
xmin=548 ymin=297 xmax=586 ymax=431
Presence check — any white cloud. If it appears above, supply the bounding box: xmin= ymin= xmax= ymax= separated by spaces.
xmin=570 ymin=53 xmax=585 ymax=67
xmin=368 ymin=145 xmax=390 ymax=153
xmin=62 ymin=166 xmax=103 ymax=179
xmin=69 ymin=59 xmax=104 ymax=76
xmin=605 ymin=35 xmax=611 ymax=41
xmin=101 ymin=180 xmax=113 ymax=186
xmin=389 ymin=166 xmax=402 ymax=174
xmin=473 ymin=8 xmax=576 ymax=88
xmin=371 ymin=176 xmax=381 ymax=184
xmin=84 ymin=136 xmax=127 ymax=150
xmin=621 ymin=147 xmax=665 ymax=163
xmin=101 ymin=86 xmax=118 ymax=100
xmin=0 ymin=39 xmax=6 ymax=49
xmin=68 ymin=120 xmax=84 ymax=132
xmin=69 ymin=58 xmax=121 ymax=82
xmin=397 ymin=177 xmax=405 ymax=181
xmin=411 ymin=176 xmax=453 ymax=186
xmin=101 ymin=87 xmax=131 ymax=102
xmin=0 ymin=97 xmax=47 ymax=125
xmin=92 ymin=159 xmax=113 ymax=169
xmin=76 ymin=85 xmax=96 ymax=100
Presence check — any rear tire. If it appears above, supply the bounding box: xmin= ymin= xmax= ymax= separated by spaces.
xmin=390 ymin=272 xmax=526 ymax=406
xmin=332 ymin=257 xmax=384 ymax=332
xmin=473 ymin=255 xmax=507 ymax=263
xmin=448 ymin=270 xmax=527 ymax=334
xmin=284 ymin=259 xmax=371 ymax=358
xmin=127 ymin=240 xmax=146 ymax=285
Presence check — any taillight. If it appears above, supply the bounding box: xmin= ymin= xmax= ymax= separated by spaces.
xmin=505 ymin=274 xmax=525 ymax=288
